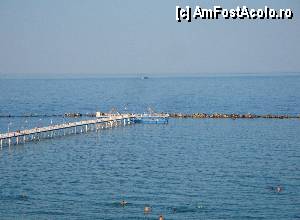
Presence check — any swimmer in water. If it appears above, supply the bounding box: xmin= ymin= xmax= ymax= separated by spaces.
xmin=276 ymin=186 xmax=283 ymax=193
xmin=21 ymin=192 xmax=27 ymax=199
xmin=144 ymin=206 xmax=151 ymax=214
xmin=268 ymin=185 xmax=283 ymax=193
xmin=120 ymin=200 xmax=128 ymax=206
xmin=159 ymin=214 xmax=164 ymax=220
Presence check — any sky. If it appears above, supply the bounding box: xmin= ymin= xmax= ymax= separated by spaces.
xmin=0 ymin=0 xmax=299 ymax=76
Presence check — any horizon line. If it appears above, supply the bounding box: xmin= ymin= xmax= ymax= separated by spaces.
xmin=1 ymin=72 xmax=300 ymax=79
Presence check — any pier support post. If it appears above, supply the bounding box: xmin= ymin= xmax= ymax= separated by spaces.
xmin=0 ymin=139 xmax=2 ymax=149
xmin=85 ymin=125 xmax=88 ymax=132
xmin=8 ymin=138 xmax=11 ymax=147
xmin=16 ymin=137 xmax=19 ymax=145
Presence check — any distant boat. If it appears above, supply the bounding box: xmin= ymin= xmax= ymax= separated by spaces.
xmin=141 ymin=76 xmax=149 ymax=80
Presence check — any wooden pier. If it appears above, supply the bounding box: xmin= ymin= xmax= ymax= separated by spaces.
xmin=0 ymin=114 xmax=136 ymax=148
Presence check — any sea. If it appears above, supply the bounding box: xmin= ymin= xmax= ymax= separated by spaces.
xmin=0 ymin=74 xmax=299 ymax=219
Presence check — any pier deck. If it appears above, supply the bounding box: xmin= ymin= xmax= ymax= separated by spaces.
xmin=0 ymin=114 xmax=137 ymax=148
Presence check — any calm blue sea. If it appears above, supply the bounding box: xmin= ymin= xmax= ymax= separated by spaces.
xmin=0 ymin=75 xmax=300 ymax=219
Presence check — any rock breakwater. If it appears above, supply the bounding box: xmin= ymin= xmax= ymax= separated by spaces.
xmin=168 ymin=113 xmax=299 ymax=119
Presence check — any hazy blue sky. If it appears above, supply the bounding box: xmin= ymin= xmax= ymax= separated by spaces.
xmin=0 ymin=0 xmax=299 ymax=75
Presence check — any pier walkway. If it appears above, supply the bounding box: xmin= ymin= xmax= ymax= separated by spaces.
xmin=0 ymin=114 xmax=136 ymax=148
